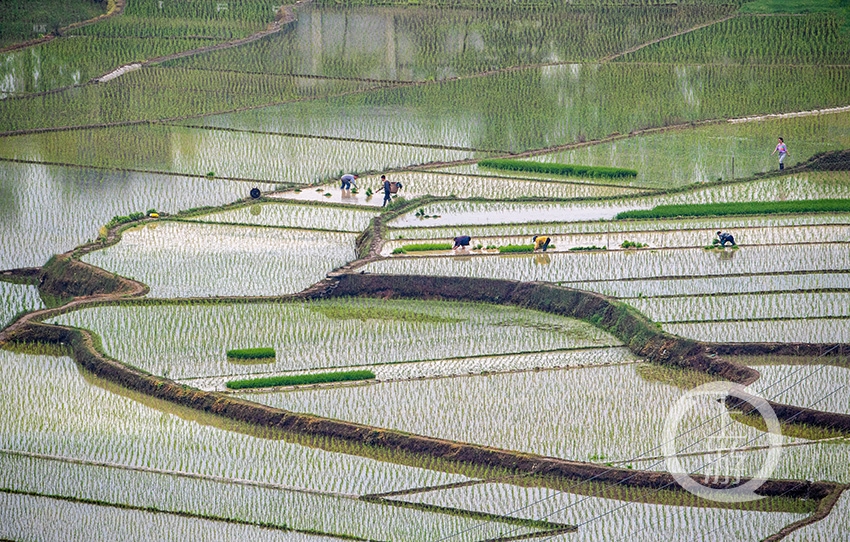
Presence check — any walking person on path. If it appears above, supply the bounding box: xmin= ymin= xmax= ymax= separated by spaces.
xmin=771 ymin=137 xmax=789 ymax=170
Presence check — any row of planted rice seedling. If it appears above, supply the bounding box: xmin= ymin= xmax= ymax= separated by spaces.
xmin=81 ymin=221 xmax=358 ymax=297
xmin=646 ymin=439 xmax=850 ymax=487
xmin=0 ymin=491 xmax=339 ymax=542
xmin=785 ymin=492 xmax=850 ymax=542
xmin=200 ymin=64 xmax=850 ymax=153
xmin=0 ymin=67 xmax=377 ymax=133
xmin=626 ymin=292 xmax=850 ymax=324
xmin=185 ymin=201 xmax=378 ymax=232
xmin=665 ymin=318 xmax=850 ymax=345
xmin=48 ymin=298 xmax=621 ymax=379
xmin=570 ymin=272 xmax=850 ymax=299
xmin=387 ymin=213 xmax=850 ymax=241
xmin=622 ymin=14 xmax=850 ymax=65
xmin=383 ymin=224 xmax=850 ymax=256
xmin=197 ymin=347 xmax=637 ymax=392
xmin=1 ymin=454 xmax=519 ymax=541
xmin=0 ymin=161 xmax=276 ymax=270
xmin=390 ymin=172 xmax=850 ymax=228
xmin=363 ymin=243 xmax=850 ymax=285
xmin=0 ymin=0 xmax=105 ymax=48
xmin=0 ymin=37 xmax=214 ymax=96
xmin=372 ymin=171 xmax=641 ymax=201
xmin=0 ymin=349 xmax=472 ymax=497
xmin=0 ymin=123 xmax=475 ymax=183
xmin=743 ymin=362 xmax=850 ymax=416
xmin=0 ymin=281 xmax=44 ymax=329
xmin=244 ymin=363 xmax=806 ymax=463
xmin=395 ymin=482 xmax=808 ymax=542
xmin=172 ymin=4 xmax=734 ymax=80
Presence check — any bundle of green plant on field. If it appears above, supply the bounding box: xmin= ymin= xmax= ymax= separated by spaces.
xmin=569 ymin=245 xmax=606 ymax=251
xmin=226 ymin=370 xmax=375 ymax=390
xmin=478 ymin=158 xmax=637 ymax=179
xmin=392 ymin=242 xmax=453 ymax=254
xmin=615 ymin=199 xmax=850 ymax=220
xmin=226 ymin=347 xmax=275 ymax=360
xmin=498 ymin=244 xmax=534 ymax=253
xmin=621 ymin=240 xmax=647 ymax=249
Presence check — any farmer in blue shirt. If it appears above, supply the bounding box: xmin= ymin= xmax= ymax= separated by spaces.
xmin=716 ymin=231 xmax=736 ymax=247
xmin=340 ymin=174 xmax=357 ymax=190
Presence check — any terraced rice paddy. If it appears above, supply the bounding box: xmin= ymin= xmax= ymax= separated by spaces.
xmin=0 ymin=124 xmax=475 ymax=183
xmin=0 ymin=281 xmax=44 ymax=330
xmin=81 ymin=221 xmax=358 ymax=297
xmin=49 ymin=298 xmax=621 ymax=379
xmin=395 ymin=482 xmax=807 ymax=542
xmin=243 ymin=363 xmax=807 ymax=463
xmin=0 ymin=492 xmax=342 ymax=542
xmin=184 ymin=202 xmax=378 ymax=232
xmin=2 ymin=1 xmax=849 ymax=539
xmin=0 ymin=161 xmax=275 ymax=270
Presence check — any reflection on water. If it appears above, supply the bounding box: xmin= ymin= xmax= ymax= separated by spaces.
xmin=534 ymin=253 xmax=551 ymax=266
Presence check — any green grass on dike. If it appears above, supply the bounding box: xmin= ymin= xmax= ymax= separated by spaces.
xmin=478 ymin=158 xmax=637 ymax=179
xmin=615 ymin=199 xmax=850 ymax=220
xmin=226 ymin=370 xmax=376 ymax=390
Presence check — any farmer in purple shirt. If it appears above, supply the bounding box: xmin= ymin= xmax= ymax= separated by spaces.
xmin=771 ymin=137 xmax=789 ymax=170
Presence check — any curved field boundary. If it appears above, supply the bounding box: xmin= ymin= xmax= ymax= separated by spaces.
xmin=0 ymin=0 xmax=126 ymax=54
xmin=1 ymin=263 xmax=844 ymax=505
xmin=763 ymin=484 xmax=848 ymax=542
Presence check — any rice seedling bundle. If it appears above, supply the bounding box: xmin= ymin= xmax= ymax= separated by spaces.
xmin=479 ymin=158 xmax=637 ymax=179
xmin=617 ymin=199 xmax=850 ymax=220
xmin=226 ymin=369 xmax=376 ymax=390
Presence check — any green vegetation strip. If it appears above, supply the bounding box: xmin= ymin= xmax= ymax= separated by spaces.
xmin=392 ymin=242 xmax=452 ymax=254
xmin=498 ymin=244 xmax=534 ymax=253
xmin=226 ymin=370 xmax=376 ymax=390
xmin=479 ymin=159 xmax=637 ymax=179
xmin=226 ymin=347 xmax=275 ymax=360
xmin=616 ymin=199 xmax=850 ymax=220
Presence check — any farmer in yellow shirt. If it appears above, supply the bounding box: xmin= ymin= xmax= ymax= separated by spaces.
xmin=533 ymin=235 xmax=551 ymax=251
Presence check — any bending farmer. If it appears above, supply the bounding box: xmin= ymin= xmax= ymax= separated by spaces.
xmin=341 ymin=174 xmax=357 ymax=190
xmin=453 ymin=235 xmax=472 ymax=250
xmin=716 ymin=231 xmax=736 ymax=247
xmin=533 ymin=235 xmax=551 ymax=251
